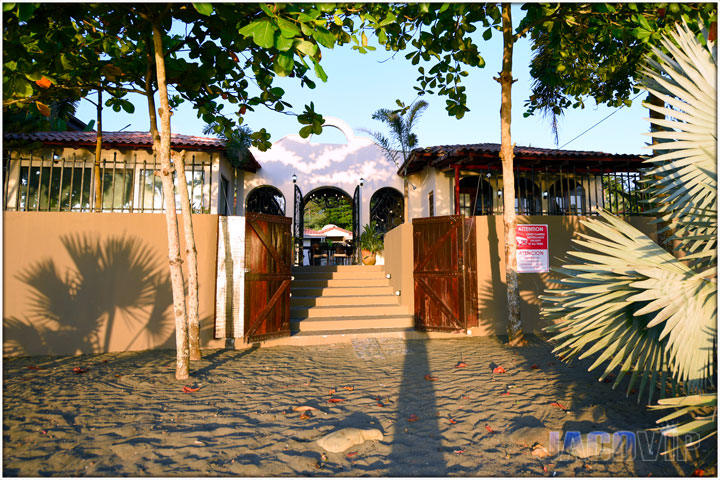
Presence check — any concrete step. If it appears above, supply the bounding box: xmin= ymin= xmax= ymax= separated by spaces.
xmin=292 ymin=265 xmax=383 ymax=273
xmin=292 ymin=270 xmax=388 ymax=281
xmin=291 ymin=314 xmax=414 ymax=332
xmin=290 ymin=304 xmax=412 ymax=319
xmin=291 ymin=278 xmax=390 ymax=288
xmin=290 ymin=294 xmax=400 ymax=307
xmin=291 ymin=286 xmax=396 ymax=297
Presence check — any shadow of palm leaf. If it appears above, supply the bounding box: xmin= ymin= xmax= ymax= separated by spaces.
xmin=4 ymin=233 xmax=174 ymax=355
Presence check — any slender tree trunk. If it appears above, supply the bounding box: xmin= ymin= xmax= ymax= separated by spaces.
xmin=94 ymin=89 xmax=103 ymax=212
xmin=497 ymin=3 xmax=526 ymax=347
xmin=150 ymin=22 xmax=189 ymax=380
xmin=173 ymin=149 xmax=202 ymax=360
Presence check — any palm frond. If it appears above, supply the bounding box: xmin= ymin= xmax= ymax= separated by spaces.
xmin=640 ymin=21 xmax=717 ymax=264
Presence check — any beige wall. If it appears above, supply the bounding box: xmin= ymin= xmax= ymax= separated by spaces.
xmin=3 ymin=211 xmax=224 ymax=356
xmin=471 ymin=215 xmax=657 ymax=336
xmin=382 ymin=222 xmax=414 ymax=309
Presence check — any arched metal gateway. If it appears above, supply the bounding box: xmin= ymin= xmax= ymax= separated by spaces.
xmin=292 ymin=185 xmax=361 ymax=265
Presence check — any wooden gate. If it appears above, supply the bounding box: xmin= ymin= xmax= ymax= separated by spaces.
xmin=413 ymin=215 xmax=478 ymax=332
xmin=244 ymin=212 xmax=292 ymax=342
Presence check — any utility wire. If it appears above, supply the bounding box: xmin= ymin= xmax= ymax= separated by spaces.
xmin=559 ymin=92 xmax=644 ymax=149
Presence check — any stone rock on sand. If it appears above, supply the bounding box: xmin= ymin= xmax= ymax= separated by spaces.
xmin=317 ymin=428 xmax=384 ymax=453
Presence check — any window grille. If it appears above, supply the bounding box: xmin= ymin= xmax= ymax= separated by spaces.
xmin=3 ymin=152 xmax=218 ymax=214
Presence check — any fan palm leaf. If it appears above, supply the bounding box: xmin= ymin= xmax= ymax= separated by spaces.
xmin=641 ymin=22 xmax=717 ymax=265
xmin=543 ymin=21 xmax=716 ymax=456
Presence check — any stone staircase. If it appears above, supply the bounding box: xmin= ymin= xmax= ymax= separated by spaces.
xmin=290 ymin=264 xmax=415 ymax=337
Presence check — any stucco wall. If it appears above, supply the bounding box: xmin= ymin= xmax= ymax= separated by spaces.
xmin=246 ymin=117 xmax=404 ymax=227
xmin=471 ymin=215 xmax=657 ymax=336
xmin=382 ymin=222 xmax=414 ymax=310
xmin=3 ymin=211 xmax=223 ymax=356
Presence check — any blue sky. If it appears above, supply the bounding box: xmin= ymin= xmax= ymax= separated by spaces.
xmin=76 ymin=6 xmax=650 ymax=155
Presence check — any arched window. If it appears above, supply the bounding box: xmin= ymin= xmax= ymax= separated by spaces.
xmin=370 ymin=187 xmax=404 ymax=236
xmin=246 ymin=186 xmax=285 ymax=216
xmin=548 ymin=179 xmax=585 ymax=215
xmin=459 ymin=176 xmax=493 ymax=216
xmin=514 ymin=178 xmax=542 ymax=214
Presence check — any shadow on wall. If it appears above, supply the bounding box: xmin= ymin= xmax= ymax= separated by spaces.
xmin=3 ymin=233 xmax=175 ymax=356
xmin=475 ymin=216 xmax=603 ymax=335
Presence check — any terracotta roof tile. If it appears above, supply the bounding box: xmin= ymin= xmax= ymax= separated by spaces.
xmin=3 ymin=131 xmax=226 ymax=149
xmin=3 ymin=131 xmax=261 ymax=172
xmin=401 ymin=143 xmax=645 ymax=174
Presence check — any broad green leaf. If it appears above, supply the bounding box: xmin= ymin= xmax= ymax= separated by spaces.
xmin=294 ymin=39 xmax=317 ymax=57
xmin=312 ymin=26 xmax=335 ymax=49
xmin=192 ymin=3 xmax=213 ymax=16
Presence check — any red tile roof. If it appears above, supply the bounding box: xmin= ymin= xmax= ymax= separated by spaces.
xmin=401 ymin=143 xmax=645 ymax=174
xmin=3 ymin=131 xmax=261 ymax=172
xmin=4 ymin=131 xmax=226 ymax=149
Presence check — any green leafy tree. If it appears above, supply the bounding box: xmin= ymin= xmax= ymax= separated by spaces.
xmin=364 ymin=99 xmax=428 ymax=222
xmin=521 ymin=3 xmax=717 ymax=141
xmin=541 ymin=22 xmax=716 ymax=463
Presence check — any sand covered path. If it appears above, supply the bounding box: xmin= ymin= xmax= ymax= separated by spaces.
xmin=3 ymin=336 xmax=696 ymax=476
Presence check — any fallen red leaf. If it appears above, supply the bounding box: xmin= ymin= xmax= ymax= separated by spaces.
xmin=408 ymin=414 xmax=419 ymax=422
xmin=346 ymin=451 xmax=357 ymax=457
xmin=327 ymin=398 xmax=344 ymax=403
xmin=73 ymin=367 xmax=88 ymax=374
xmin=41 ymin=430 xmax=47 ymax=435
xmin=182 ymin=386 xmax=200 ymax=393
xmin=453 ymin=449 xmax=465 ymax=455
xmin=485 ymin=424 xmax=495 ymax=433
xmin=27 ymin=366 xmax=40 ymax=370
xmin=329 ymin=388 xmax=336 ymax=395
xmin=492 ymin=366 xmax=506 ymax=374
xmin=543 ymin=465 xmax=548 ymax=473
xmin=693 ymin=469 xmax=705 ymax=477
xmin=343 ymin=386 xmax=354 ymax=391
xmin=377 ymin=402 xmax=385 ymax=408
xmin=455 ymin=361 xmax=468 ymax=368
xmin=448 ymin=418 xmax=457 ymax=424
xmin=299 ymin=412 xmax=312 ymax=420
xmin=550 ymin=402 xmax=567 ymax=410
xmin=424 ymin=374 xmax=438 ymax=381
xmin=500 ymin=392 xmax=510 ymax=396
xmin=530 ymin=364 xmax=539 ymax=369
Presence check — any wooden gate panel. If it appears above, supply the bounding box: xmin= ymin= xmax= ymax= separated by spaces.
xmin=245 ymin=212 xmax=292 ymax=342
xmin=413 ymin=215 xmax=466 ymax=332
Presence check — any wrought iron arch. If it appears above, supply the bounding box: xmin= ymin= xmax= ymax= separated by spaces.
xmin=293 ymin=184 xmax=304 ymax=265
xmin=369 ymin=187 xmax=404 ymax=236
xmin=513 ymin=177 xmax=542 ymax=215
xmin=459 ymin=176 xmax=493 ymax=216
xmin=246 ymin=185 xmax=286 ymax=216
xmin=548 ymin=179 xmax=585 ymax=215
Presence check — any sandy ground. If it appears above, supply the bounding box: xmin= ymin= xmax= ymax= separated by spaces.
xmin=2 ymin=336 xmax=707 ymax=477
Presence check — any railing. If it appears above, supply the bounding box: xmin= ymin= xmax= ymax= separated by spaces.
xmin=457 ymin=167 xmax=648 ymax=217
xmin=3 ymin=152 xmax=217 ymax=214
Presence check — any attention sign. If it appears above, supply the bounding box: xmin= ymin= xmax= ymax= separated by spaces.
xmin=516 ymin=224 xmax=549 ymax=273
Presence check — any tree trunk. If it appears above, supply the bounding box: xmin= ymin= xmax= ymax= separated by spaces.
xmin=498 ymin=3 xmax=526 ymax=347
xmin=150 ymin=22 xmax=189 ymax=380
xmin=173 ymin=149 xmax=202 ymax=360
xmin=93 ymin=89 xmax=103 ymax=212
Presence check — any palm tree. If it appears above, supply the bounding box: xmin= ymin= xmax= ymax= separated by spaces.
xmin=364 ymin=99 xmax=429 ymax=221
xmin=541 ymin=21 xmax=716 ymax=461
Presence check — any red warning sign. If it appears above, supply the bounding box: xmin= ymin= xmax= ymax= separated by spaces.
xmin=516 ymin=225 xmax=549 ymax=273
